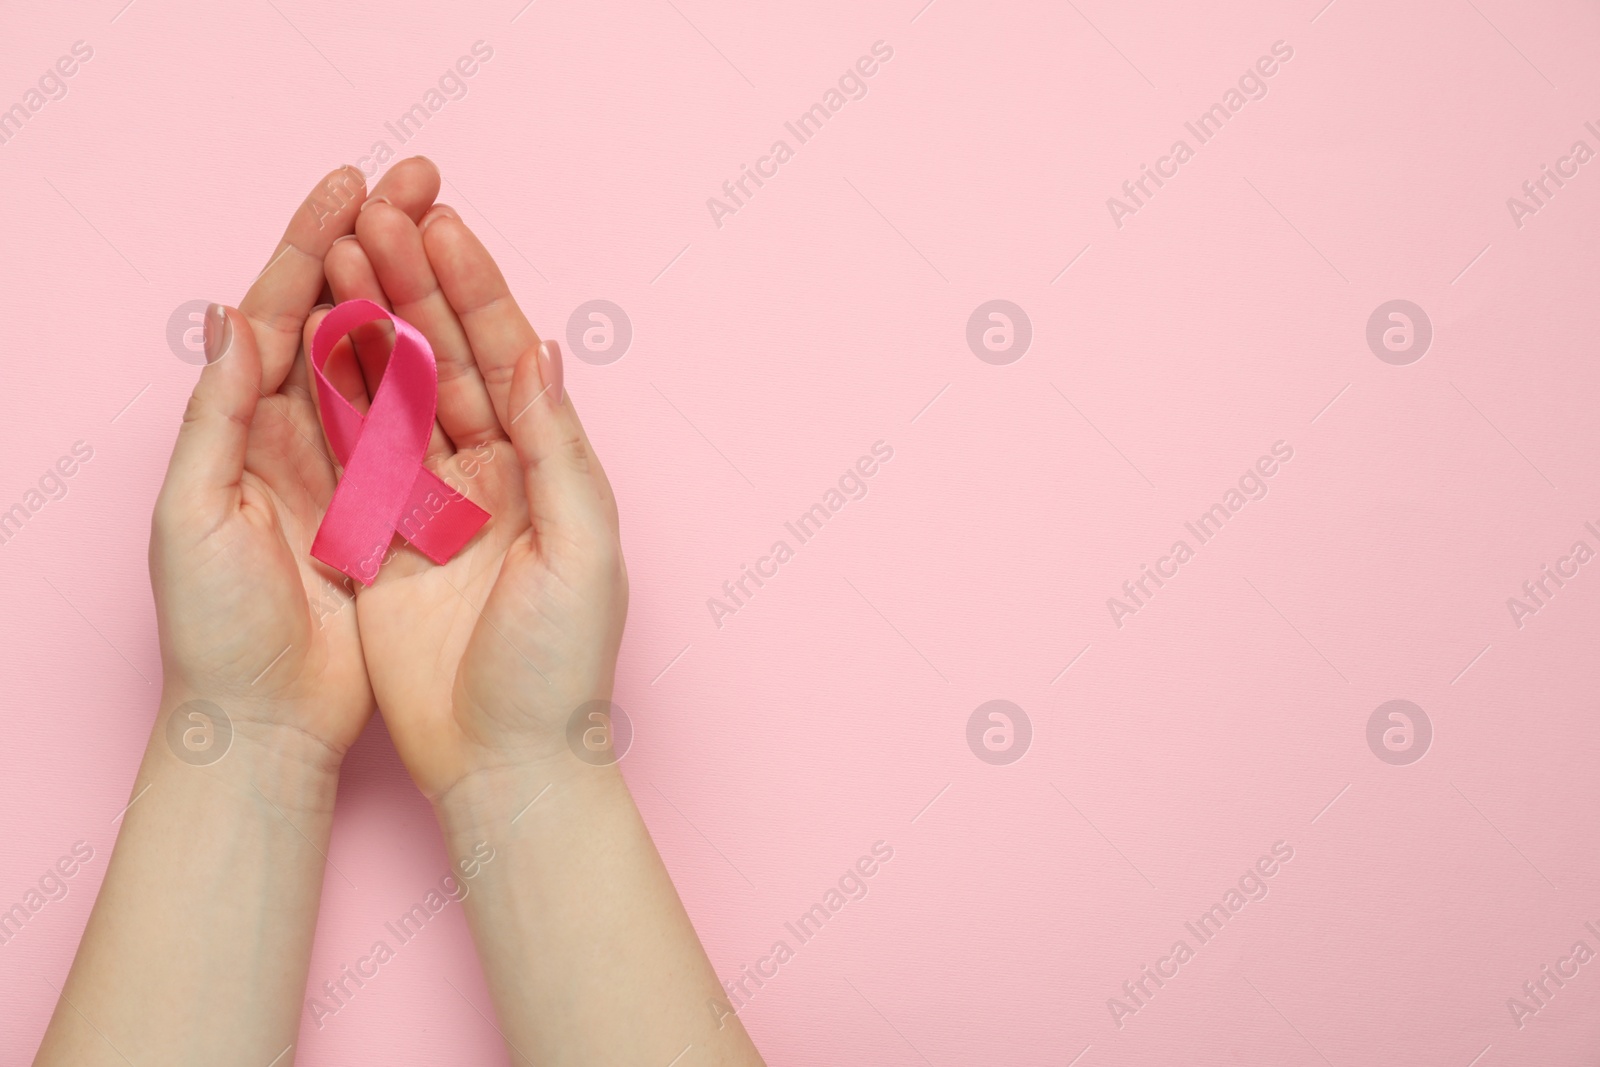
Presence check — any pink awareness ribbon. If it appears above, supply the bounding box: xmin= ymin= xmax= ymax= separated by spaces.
xmin=309 ymin=299 xmax=489 ymax=585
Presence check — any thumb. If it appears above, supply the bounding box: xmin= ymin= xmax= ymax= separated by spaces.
xmin=506 ymin=339 xmax=618 ymax=549
xmin=157 ymin=305 xmax=263 ymax=526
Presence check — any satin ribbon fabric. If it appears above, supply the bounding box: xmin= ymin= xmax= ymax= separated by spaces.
xmin=309 ymin=299 xmax=490 ymax=584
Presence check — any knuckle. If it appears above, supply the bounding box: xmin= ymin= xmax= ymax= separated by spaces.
xmin=180 ymin=390 xmax=208 ymax=427
xmin=561 ymin=434 xmax=591 ymax=473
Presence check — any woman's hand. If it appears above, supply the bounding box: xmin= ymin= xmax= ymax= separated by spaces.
xmin=150 ymin=160 xmax=444 ymax=756
xmin=36 ymin=160 xmax=454 ymax=1067
xmin=312 ymin=198 xmax=628 ymax=797
xmin=314 ymin=197 xmax=761 ymax=1067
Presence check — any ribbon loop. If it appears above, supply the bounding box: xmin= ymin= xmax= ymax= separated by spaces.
xmin=308 ymin=299 xmax=489 ymax=584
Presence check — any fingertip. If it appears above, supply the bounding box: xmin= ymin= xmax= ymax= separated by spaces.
xmin=419 ymin=203 xmax=459 ymax=234
xmin=356 ymin=200 xmax=437 ymax=308
xmin=304 ymin=302 xmax=335 ymax=340
xmin=204 ymin=303 xmax=233 ymax=365
xmin=538 ymin=339 xmax=564 ymax=407
xmin=302 ymin=165 xmax=368 ymax=235
xmin=407 ymin=155 xmax=441 ymax=195
xmin=327 ymin=234 xmax=372 ymax=285
xmin=334 ymin=163 xmax=367 ymax=198
xmin=417 ymin=206 xmax=472 ymax=282
xmin=188 ymin=306 xmax=262 ymax=433
xmin=355 ymin=196 xmax=413 ymax=246
xmin=368 ymin=156 xmax=441 ymax=222
xmin=202 ymin=305 xmax=261 ymax=392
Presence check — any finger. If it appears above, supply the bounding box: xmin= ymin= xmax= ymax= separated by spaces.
xmin=326 ymin=236 xmax=392 ymax=390
xmin=365 ymin=155 xmax=442 ymax=223
xmin=421 ymin=207 xmax=618 ymax=535
xmin=326 ymin=235 xmax=453 ymax=460
xmin=238 ymin=160 xmax=440 ymax=400
xmin=358 ymin=200 xmax=502 ymax=448
xmin=156 ymin=306 xmax=261 ymax=525
xmin=327 ymin=235 xmax=388 ymax=306
xmin=281 ymin=334 xmax=313 ymax=399
xmin=505 ymin=339 xmax=619 ymax=552
xmin=240 ymin=166 xmax=369 ymax=395
xmin=421 ymin=207 xmax=539 ymax=431
xmin=303 ymin=305 xmax=371 ymax=416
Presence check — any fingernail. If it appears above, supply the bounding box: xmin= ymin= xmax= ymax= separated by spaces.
xmin=420 ymin=204 xmax=459 ymax=232
xmin=312 ymin=303 xmax=333 ymax=313
xmin=359 ymin=195 xmax=391 ymax=214
xmin=538 ymin=339 xmax=564 ymax=405
xmin=204 ymin=304 xmax=232 ymax=364
xmin=332 ymin=233 xmax=359 ymax=245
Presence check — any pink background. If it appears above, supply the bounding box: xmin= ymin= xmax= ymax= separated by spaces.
xmin=3 ymin=0 xmax=1600 ymax=1062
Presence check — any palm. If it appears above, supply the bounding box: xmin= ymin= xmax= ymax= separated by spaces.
xmin=318 ymin=192 xmax=628 ymax=800
xmin=154 ymin=381 xmax=371 ymax=751
xmin=355 ymin=441 xmax=606 ymax=797
xmin=242 ymin=389 xmax=371 ymax=735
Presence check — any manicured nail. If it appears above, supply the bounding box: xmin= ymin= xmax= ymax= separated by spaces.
xmin=204 ymin=304 xmax=232 ymax=364
xmin=538 ymin=339 xmax=564 ymax=405
xmin=420 ymin=204 xmax=459 ymax=232
xmin=359 ymin=195 xmax=391 ymax=214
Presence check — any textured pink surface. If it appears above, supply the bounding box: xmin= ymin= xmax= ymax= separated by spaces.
xmin=3 ymin=0 xmax=1600 ymax=1063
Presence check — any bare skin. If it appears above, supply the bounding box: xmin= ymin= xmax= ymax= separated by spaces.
xmin=35 ymin=158 xmax=764 ymax=1067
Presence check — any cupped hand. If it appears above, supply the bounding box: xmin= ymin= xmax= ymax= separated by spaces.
xmin=150 ymin=161 xmax=444 ymax=755
xmin=307 ymin=193 xmax=628 ymax=799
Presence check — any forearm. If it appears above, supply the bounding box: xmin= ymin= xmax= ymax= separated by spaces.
xmin=35 ymin=695 xmax=342 ymax=1066
xmin=436 ymin=760 xmax=765 ymax=1067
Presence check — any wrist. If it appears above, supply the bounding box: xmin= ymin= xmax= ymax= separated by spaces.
xmin=433 ymin=756 xmax=628 ymax=846
xmin=145 ymin=689 xmax=345 ymax=816
xmin=421 ymin=686 xmax=627 ymax=807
